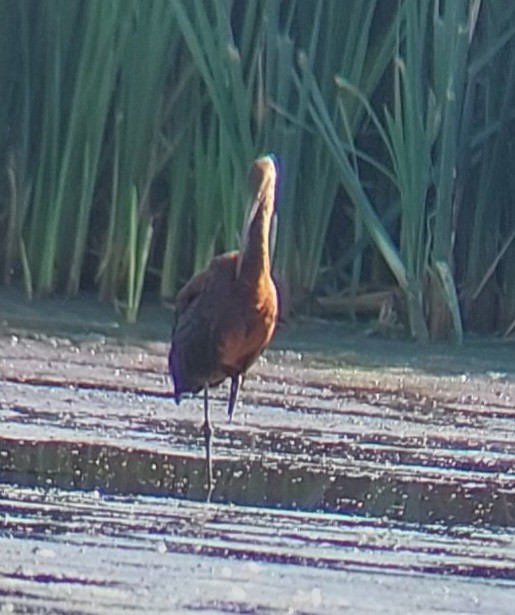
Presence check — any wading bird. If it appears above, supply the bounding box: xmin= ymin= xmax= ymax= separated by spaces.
xmin=169 ymin=154 xmax=279 ymax=498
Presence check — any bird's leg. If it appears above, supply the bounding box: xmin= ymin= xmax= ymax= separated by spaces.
xmin=227 ymin=374 xmax=242 ymax=423
xmin=202 ymin=386 xmax=214 ymax=501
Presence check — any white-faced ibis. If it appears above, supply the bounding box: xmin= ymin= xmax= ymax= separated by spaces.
xmin=169 ymin=154 xmax=279 ymax=497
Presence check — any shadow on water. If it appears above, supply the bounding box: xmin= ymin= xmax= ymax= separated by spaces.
xmin=1 ymin=436 xmax=513 ymax=527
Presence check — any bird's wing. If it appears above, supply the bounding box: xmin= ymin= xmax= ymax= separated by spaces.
xmin=175 ymin=252 xmax=238 ymax=313
xmin=170 ymin=256 xmax=238 ymax=393
xmin=175 ymin=269 xmax=209 ymax=314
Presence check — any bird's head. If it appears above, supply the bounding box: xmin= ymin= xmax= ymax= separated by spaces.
xmin=247 ymin=153 xmax=279 ymax=199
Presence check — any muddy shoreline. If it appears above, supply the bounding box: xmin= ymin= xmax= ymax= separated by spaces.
xmin=1 ymin=292 xmax=514 ymax=613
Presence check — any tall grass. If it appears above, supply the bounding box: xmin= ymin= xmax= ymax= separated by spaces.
xmin=97 ymin=0 xmax=177 ymax=322
xmin=172 ymin=0 xmax=255 ymax=267
xmin=0 ymin=0 xmax=514 ymax=338
xmin=456 ymin=1 xmax=515 ymax=333
xmin=0 ymin=1 xmax=30 ymax=290
xmin=300 ymin=0 xmax=489 ymax=341
xmin=26 ymin=1 xmax=122 ymax=296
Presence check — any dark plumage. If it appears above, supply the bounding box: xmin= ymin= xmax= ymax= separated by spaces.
xmin=169 ymin=154 xmax=279 ymax=496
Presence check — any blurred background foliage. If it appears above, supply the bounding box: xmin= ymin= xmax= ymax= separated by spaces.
xmin=1 ymin=0 xmax=514 ymax=340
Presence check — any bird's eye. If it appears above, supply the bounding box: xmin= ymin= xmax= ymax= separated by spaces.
xmin=267 ymin=153 xmax=281 ymax=175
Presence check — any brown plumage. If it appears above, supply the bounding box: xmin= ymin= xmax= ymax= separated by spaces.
xmin=169 ymin=154 xmax=279 ymax=496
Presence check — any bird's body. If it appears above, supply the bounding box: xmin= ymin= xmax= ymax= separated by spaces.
xmin=171 ymin=251 xmax=277 ymax=397
xmin=168 ymin=154 xmax=279 ymax=496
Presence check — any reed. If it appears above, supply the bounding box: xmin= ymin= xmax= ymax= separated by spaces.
xmin=0 ymin=1 xmax=30 ymax=290
xmin=159 ymin=84 xmax=197 ymax=299
xmin=0 ymin=0 xmax=514 ymax=337
xmin=98 ymin=0 xmax=176 ymax=321
xmin=300 ymin=0 xmax=493 ymax=341
xmin=172 ymin=0 xmax=255 ymax=261
xmin=28 ymin=1 xmax=122 ymax=296
xmin=455 ymin=1 xmax=515 ymax=333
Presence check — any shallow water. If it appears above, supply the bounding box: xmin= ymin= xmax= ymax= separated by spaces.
xmin=1 ymin=413 xmax=513 ymax=529
xmin=0 ymin=292 xmax=514 ymax=613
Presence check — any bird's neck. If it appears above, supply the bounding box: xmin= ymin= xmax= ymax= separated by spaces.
xmin=238 ymin=196 xmax=273 ymax=284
